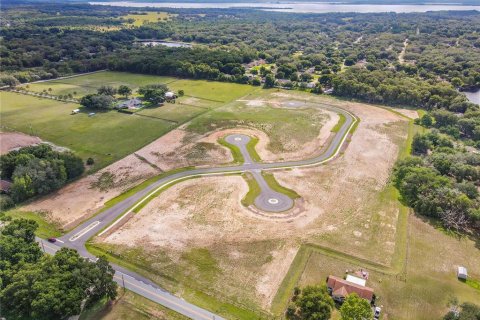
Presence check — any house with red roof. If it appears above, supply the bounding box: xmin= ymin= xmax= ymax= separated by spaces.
xmin=326 ymin=275 xmax=375 ymax=303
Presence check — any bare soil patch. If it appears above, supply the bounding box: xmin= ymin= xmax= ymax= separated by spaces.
xmin=133 ymin=127 xmax=233 ymax=171
xmin=23 ymin=154 xmax=160 ymax=229
xmin=0 ymin=131 xmax=42 ymax=154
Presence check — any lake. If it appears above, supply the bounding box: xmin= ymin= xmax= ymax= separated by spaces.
xmin=464 ymin=90 xmax=480 ymax=105
xmin=91 ymin=1 xmax=480 ymax=13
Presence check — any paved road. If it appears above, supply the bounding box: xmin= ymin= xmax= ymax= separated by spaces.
xmin=225 ymin=134 xmax=293 ymax=212
xmin=43 ymin=102 xmax=356 ymax=319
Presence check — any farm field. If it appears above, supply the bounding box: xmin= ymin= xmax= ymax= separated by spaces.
xmin=1 ymin=72 xmax=258 ymax=170
xmin=89 ymin=92 xmax=424 ymax=319
xmin=0 ymin=91 xmax=174 ymax=170
xmin=122 ymin=11 xmax=174 ymax=26
xmin=27 ymin=71 xmax=177 ymax=99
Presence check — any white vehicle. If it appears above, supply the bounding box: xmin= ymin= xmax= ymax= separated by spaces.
xmin=374 ymin=306 xmax=381 ymax=319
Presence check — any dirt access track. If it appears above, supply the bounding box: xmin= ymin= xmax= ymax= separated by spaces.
xmin=99 ymin=96 xmax=412 ymax=310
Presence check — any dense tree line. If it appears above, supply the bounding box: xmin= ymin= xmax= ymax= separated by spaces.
xmin=332 ymin=68 xmax=476 ymax=111
xmin=107 ymin=46 xmax=253 ymax=83
xmin=2 ymin=3 xmax=478 ymax=93
xmin=416 ymin=110 xmax=480 ymax=148
xmin=393 ymin=131 xmax=480 ymax=233
xmin=0 ymin=144 xmax=84 ymax=205
xmin=0 ymin=218 xmax=117 ymax=319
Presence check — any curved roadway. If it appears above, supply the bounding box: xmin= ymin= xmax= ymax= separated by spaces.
xmin=41 ymin=103 xmax=357 ymax=320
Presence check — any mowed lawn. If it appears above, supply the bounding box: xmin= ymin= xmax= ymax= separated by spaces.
xmin=28 ymin=72 xmax=177 ymax=98
xmin=0 ymin=91 xmax=174 ymax=170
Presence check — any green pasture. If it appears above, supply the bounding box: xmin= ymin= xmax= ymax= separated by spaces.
xmin=2 ymin=73 xmax=260 ymax=170
xmin=167 ymin=79 xmax=257 ymax=103
xmin=0 ymin=91 xmax=174 ymax=170
xmin=27 ymin=72 xmax=176 ymax=98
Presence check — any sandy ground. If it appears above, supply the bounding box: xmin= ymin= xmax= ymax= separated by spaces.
xmin=24 ymin=154 xmax=160 ymax=230
xmin=133 ymin=128 xmax=233 ymax=171
xmin=0 ymin=132 xmax=42 ymax=154
xmin=100 ymin=98 xmax=409 ymax=308
xmin=387 ymin=107 xmax=419 ymax=119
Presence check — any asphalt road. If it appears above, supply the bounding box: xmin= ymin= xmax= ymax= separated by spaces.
xmin=43 ymin=102 xmax=356 ymax=319
xmin=225 ymin=133 xmax=293 ymax=212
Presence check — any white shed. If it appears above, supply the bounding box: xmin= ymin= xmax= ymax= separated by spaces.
xmin=346 ymin=275 xmax=367 ymax=287
xmin=165 ymin=91 xmax=176 ymax=99
xmin=457 ymin=266 xmax=468 ymax=280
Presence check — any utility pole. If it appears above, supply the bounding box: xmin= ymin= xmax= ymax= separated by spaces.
xmin=122 ymin=274 xmax=126 ymax=293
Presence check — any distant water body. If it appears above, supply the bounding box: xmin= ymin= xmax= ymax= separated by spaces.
xmin=91 ymin=2 xmax=480 ymax=13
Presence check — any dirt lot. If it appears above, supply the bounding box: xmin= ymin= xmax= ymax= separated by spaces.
xmin=0 ymin=131 xmax=42 ymax=154
xmin=24 ymin=154 xmax=160 ymax=230
xmin=99 ymin=96 xmax=410 ymax=310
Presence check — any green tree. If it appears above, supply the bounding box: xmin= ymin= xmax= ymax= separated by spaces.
xmin=420 ymin=114 xmax=433 ymax=127
xmin=339 ymin=293 xmax=373 ymax=320
xmin=138 ymin=84 xmax=168 ymax=105
xmin=117 ymin=85 xmax=132 ymax=98
xmin=412 ymin=133 xmax=432 ymax=155
xmin=57 ymin=152 xmax=85 ymax=180
xmin=13 ymin=158 xmax=67 ymax=196
xmin=80 ymin=94 xmax=115 ymax=110
xmin=97 ymin=85 xmax=117 ymax=96
xmin=264 ymin=74 xmax=276 ymax=88
xmin=287 ymin=285 xmax=334 ymax=320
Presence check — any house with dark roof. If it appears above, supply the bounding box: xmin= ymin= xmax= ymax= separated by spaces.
xmin=326 ymin=275 xmax=375 ymax=303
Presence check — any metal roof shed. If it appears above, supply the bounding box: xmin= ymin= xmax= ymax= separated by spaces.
xmin=457 ymin=266 xmax=468 ymax=280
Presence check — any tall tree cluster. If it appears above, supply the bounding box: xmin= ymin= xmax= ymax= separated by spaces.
xmin=0 ymin=219 xmax=117 ymax=320
xmin=0 ymin=144 xmax=84 ymax=204
xmin=393 ymin=131 xmax=480 ymax=233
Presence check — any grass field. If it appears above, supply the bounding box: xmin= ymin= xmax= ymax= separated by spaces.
xmin=122 ymin=12 xmax=174 ymax=26
xmin=186 ymin=90 xmax=327 ymax=155
xmin=3 ymin=209 xmax=62 ymax=238
xmin=80 ymin=289 xmax=188 ymax=320
xmin=27 ymin=72 xmax=176 ymax=99
xmin=87 ymin=242 xmax=267 ymax=320
xmin=2 ymin=72 xmax=258 ymax=170
xmin=0 ymin=91 xmax=174 ymax=170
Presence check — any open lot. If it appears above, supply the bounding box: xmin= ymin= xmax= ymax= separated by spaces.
xmin=18 ymin=89 xmax=332 ymax=232
xmin=89 ymin=93 xmax=426 ymax=318
xmin=0 ymin=131 xmax=42 ymax=154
